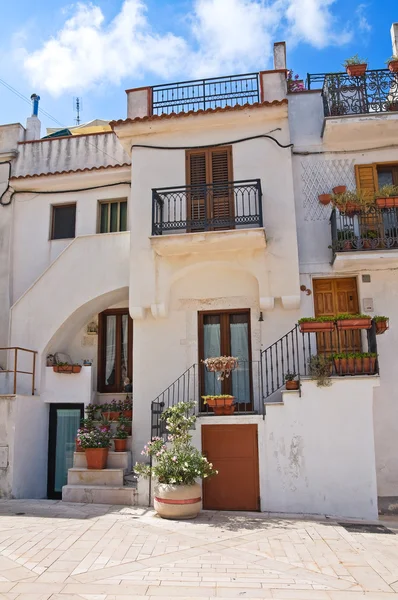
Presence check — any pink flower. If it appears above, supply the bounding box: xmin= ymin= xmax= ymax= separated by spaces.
xmin=172 ymin=456 xmax=177 ymax=462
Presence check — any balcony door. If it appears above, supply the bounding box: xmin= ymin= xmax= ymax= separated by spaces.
xmin=98 ymin=309 xmax=133 ymax=393
xmin=186 ymin=146 xmax=234 ymax=231
xmin=313 ymin=278 xmax=361 ymax=353
xmin=198 ymin=310 xmax=252 ymax=410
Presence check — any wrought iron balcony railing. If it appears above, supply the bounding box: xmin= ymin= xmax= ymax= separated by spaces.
xmin=152 ymin=179 xmax=263 ymax=235
xmin=330 ymin=206 xmax=398 ymax=254
xmin=307 ymin=69 xmax=398 ymax=116
xmin=151 ymin=73 xmax=259 ymax=116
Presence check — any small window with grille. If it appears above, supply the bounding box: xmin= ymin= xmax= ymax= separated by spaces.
xmin=98 ymin=199 xmax=128 ymax=233
xmin=51 ymin=204 xmax=76 ymax=240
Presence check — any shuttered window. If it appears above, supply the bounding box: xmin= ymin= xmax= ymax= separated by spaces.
xmin=186 ymin=146 xmax=233 ymax=230
xmin=355 ymin=162 xmax=398 ymax=193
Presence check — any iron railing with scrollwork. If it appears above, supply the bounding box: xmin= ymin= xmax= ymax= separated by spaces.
xmin=151 ymin=73 xmax=259 ymax=115
xmin=330 ymin=206 xmax=398 ymax=254
xmin=152 ymin=180 xmax=262 ymax=235
xmin=321 ymin=69 xmax=398 ymax=116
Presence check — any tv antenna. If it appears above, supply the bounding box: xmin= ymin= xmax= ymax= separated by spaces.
xmin=73 ymin=97 xmax=83 ymax=125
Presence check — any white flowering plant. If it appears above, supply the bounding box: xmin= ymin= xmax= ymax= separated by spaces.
xmin=135 ymin=401 xmax=218 ymax=485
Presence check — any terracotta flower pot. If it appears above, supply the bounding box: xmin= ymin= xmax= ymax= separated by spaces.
xmin=342 ymin=240 xmax=353 ymax=250
xmin=85 ymin=448 xmax=109 ymax=469
xmin=346 ymin=64 xmax=367 ymax=77
xmin=53 ymin=365 xmax=73 ymax=373
xmin=123 ymin=410 xmax=132 ymax=419
xmin=114 ymin=439 xmax=127 ymax=452
xmin=318 ymin=193 xmax=332 ymax=206
xmin=375 ymin=320 xmax=389 ymax=335
xmin=376 ymin=197 xmax=398 ymax=208
xmin=213 ymin=404 xmax=235 ymax=416
xmin=334 ymin=357 xmax=376 ymax=375
xmin=299 ymin=321 xmax=335 ymax=333
xmin=388 ymin=60 xmax=398 ymax=73
xmin=332 ymin=185 xmax=347 ymax=195
xmin=154 ymin=483 xmax=202 ymax=520
xmin=108 ymin=411 xmax=120 ymax=421
xmin=75 ymin=438 xmax=85 ymax=453
xmin=336 ymin=318 xmax=372 ymax=330
xmin=205 ymin=396 xmax=235 ymax=415
xmin=286 ymin=380 xmax=299 ymax=390
xmin=72 ymin=365 xmax=82 ymax=373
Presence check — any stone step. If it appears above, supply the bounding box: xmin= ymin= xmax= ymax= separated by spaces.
xmin=73 ymin=451 xmax=131 ymax=472
xmin=67 ymin=468 xmax=124 ymax=487
xmin=62 ymin=484 xmax=138 ymax=506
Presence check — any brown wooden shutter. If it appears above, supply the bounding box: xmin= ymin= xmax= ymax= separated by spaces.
xmin=187 ymin=151 xmax=207 ymax=228
xmin=210 ymin=147 xmax=234 ymax=226
xmin=355 ymin=164 xmax=378 ymax=196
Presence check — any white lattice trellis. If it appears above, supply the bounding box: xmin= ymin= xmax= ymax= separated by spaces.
xmin=301 ymin=158 xmax=356 ymax=221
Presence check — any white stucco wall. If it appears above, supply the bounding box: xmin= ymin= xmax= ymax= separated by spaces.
xmin=42 ymin=366 xmax=93 ymax=406
xmin=191 ymin=378 xmax=379 ymax=520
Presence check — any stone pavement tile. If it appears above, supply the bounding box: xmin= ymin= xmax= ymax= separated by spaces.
xmin=0 ymin=585 xmax=16 ymax=594
xmin=47 ymin=561 xmax=81 ymax=573
xmin=148 ymin=586 xmax=216 ymax=597
xmin=10 ymin=584 xmax=64 ymax=595
xmin=329 ymin=593 xmax=398 ymax=600
xmin=345 ymin=566 xmax=393 ymax=592
xmin=1 ymin=568 xmax=37 ymax=583
xmin=62 ymin=584 xmax=149 ymax=596
xmin=271 ymin=592 xmax=330 ymax=599
xmin=35 ymin=573 xmax=70 ymax=584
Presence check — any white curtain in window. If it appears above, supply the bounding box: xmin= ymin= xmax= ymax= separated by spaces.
xmin=121 ymin=314 xmax=128 ymax=385
xmin=105 ymin=316 xmax=116 ymax=386
xmin=203 ymin=323 xmax=221 ymax=396
xmin=230 ymin=322 xmax=249 ymax=403
xmin=54 ymin=409 xmax=81 ymax=493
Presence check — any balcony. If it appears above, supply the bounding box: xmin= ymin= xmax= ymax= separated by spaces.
xmin=307 ymin=69 xmax=398 ymax=145
xmin=151 ymin=73 xmax=260 ymax=116
xmin=150 ymin=180 xmax=265 ymax=256
xmin=330 ymin=207 xmax=398 ymax=270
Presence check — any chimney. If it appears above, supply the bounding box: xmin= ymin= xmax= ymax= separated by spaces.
xmin=392 ymin=23 xmax=398 ymax=56
xmin=25 ymin=93 xmax=41 ymax=141
xmin=273 ymin=42 xmax=287 ymax=70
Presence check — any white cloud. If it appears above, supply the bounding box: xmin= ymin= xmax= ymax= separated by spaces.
xmin=356 ymin=4 xmax=371 ymax=33
xmin=285 ymin=0 xmax=352 ymax=48
xmin=21 ymin=0 xmax=353 ymax=96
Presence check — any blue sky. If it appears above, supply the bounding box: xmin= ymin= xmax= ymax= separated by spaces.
xmin=0 ymin=0 xmax=397 ymax=132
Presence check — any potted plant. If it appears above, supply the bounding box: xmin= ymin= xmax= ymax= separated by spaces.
xmin=335 ymin=313 xmax=372 ymax=330
xmin=375 ymin=184 xmax=398 ymax=208
xmin=85 ymin=403 xmax=99 ymax=421
xmin=362 ymin=229 xmax=380 ymax=249
xmin=202 ymin=356 xmax=238 ymax=380
xmin=387 ymin=100 xmax=398 ymax=112
xmin=298 ymin=316 xmax=335 ymax=333
xmin=53 ymin=362 xmax=81 ymax=373
xmin=75 ymin=418 xmax=95 ymax=452
xmin=386 ymin=55 xmax=398 ymax=73
xmin=332 ymin=185 xmax=346 ymax=195
xmin=118 ymin=414 xmax=132 ymax=435
xmin=343 ymin=55 xmax=368 ymax=77
xmin=337 ymin=229 xmax=356 ymax=250
xmin=122 ymin=396 xmax=133 ymax=419
xmin=113 ymin=426 xmax=129 ymax=452
xmin=318 ymin=193 xmax=332 ymax=206
xmin=77 ymin=427 xmax=112 ymax=469
xmin=308 ymin=355 xmax=332 ymax=387
xmin=99 ymin=413 xmax=111 ymax=431
xmin=202 ymin=395 xmax=235 ymax=415
xmin=285 ymin=371 xmax=299 ymax=390
xmin=108 ymin=399 xmax=121 ymax=421
xmin=374 ymin=315 xmax=389 ymax=334
xmin=332 ymin=352 xmax=377 ymax=375
xmin=135 ymin=401 xmax=218 ymax=520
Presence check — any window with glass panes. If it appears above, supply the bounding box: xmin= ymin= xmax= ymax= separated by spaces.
xmin=99 ymin=199 xmax=127 ymax=233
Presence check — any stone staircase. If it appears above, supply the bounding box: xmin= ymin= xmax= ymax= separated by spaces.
xmin=62 ymin=436 xmax=138 ymax=506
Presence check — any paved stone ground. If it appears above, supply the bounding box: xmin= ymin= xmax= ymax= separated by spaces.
xmin=1 ymin=501 xmax=398 ymax=599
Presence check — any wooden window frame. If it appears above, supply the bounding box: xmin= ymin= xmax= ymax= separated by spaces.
xmin=50 ymin=203 xmax=76 ymax=240
xmin=198 ymin=308 xmax=253 ymax=408
xmin=185 ymin=146 xmax=234 ymax=232
xmin=97 ymin=198 xmax=128 ymax=234
xmin=356 ymin=161 xmax=398 ymax=191
xmin=97 ymin=308 xmax=133 ymax=393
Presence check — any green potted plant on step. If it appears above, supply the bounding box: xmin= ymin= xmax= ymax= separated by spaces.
xmin=113 ymin=425 xmax=129 ymax=452
xmin=76 ymin=427 xmax=112 ymax=469
xmin=284 ymin=371 xmax=299 ymax=391
xmin=202 ymin=395 xmax=235 ymax=415
xmin=135 ymin=401 xmax=218 ymax=520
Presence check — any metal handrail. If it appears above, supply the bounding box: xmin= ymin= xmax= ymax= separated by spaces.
xmin=0 ymin=347 xmax=37 ymax=395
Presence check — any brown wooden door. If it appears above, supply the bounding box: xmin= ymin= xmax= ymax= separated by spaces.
xmin=186 ymin=147 xmax=234 ymax=231
xmin=313 ymin=278 xmax=361 ymax=353
xmin=202 ymin=424 xmax=260 ymax=511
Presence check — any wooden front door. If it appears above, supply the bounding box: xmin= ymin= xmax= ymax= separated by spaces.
xmin=198 ymin=310 xmax=252 ymax=410
xmin=186 ymin=146 xmax=234 ymax=231
xmin=313 ymin=278 xmax=361 ymax=353
xmin=202 ymin=424 xmax=260 ymax=511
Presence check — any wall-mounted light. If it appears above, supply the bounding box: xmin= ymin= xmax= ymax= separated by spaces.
xmin=259 ymin=312 xmax=264 ymax=322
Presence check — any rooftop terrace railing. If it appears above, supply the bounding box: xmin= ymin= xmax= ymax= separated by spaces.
xmin=151 ymin=73 xmax=260 ymax=116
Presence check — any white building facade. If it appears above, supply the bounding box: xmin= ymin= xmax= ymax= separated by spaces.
xmin=1 ymin=27 xmax=398 ymax=519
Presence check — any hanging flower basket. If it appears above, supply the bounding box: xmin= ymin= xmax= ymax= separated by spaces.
xmin=202 ymin=395 xmax=235 ymax=416
xmin=202 ymin=356 xmax=238 ymax=380
xmin=374 ymin=317 xmax=389 ymax=335
xmin=53 ymin=364 xmax=81 ymax=373
xmin=335 ymin=314 xmax=372 ymax=330
xmin=298 ymin=318 xmax=335 ymax=333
